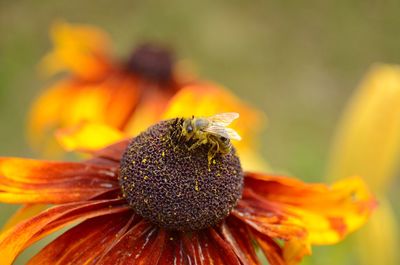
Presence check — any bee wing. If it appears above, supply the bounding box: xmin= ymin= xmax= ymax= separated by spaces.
xmin=204 ymin=125 xmax=242 ymax=141
xmin=207 ymin=112 xmax=239 ymax=127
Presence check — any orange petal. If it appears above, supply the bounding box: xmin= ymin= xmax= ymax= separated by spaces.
xmin=56 ymin=122 xmax=126 ymax=152
xmin=243 ymin=173 xmax=376 ymax=245
xmin=233 ymin=190 xmax=307 ymax=240
xmin=28 ymin=79 xmax=77 ymax=151
xmin=0 ymin=199 xmax=129 ymax=265
xmin=40 ymin=21 xmax=112 ymax=79
xmin=28 ymin=212 xmax=133 ymax=265
xmin=124 ymin=89 xmax=174 ymax=136
xmin=221 ymin=217 xmax=260 ymax=265
xmin=0 ymin=158 xmax=118 ymax=203
xmin=2 ymin=204 xmax=48 ymax=232
xmin=282 ymin=239 xmax=311 ymax=265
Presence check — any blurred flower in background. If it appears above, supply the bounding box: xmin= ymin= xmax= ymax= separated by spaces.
xmin=28 ymin=21 xmax=266 ymax=171
xmin=327 ymin=64 xmax=400 ymax=265
xmin=28 ymin=21 xmax=186 ymax=154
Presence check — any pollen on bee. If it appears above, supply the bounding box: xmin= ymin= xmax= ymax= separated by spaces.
xmin=161 ymin=151 xmax=165 ymax=157
xmin=143 ymin=176 xmax=149 ymax=180
xmin=142 ymin=158 xmax=147 ymax=164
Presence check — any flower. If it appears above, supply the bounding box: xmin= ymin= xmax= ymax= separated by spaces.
xmin=0 ymin=117 xmax=375 ymax=264
xmin=28 ymin=21 xmax=264 ymax=170
xmin=327 ymin=64 xmax=400 ymax=265
xmin=28 ymin=21 xmax=184 ymax=153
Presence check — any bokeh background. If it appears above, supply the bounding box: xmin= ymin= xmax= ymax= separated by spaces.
xmin=0 ymin=1 xmax=399 ymax=264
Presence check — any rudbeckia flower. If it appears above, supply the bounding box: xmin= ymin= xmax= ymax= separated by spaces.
xmin=28 ymin=21 xmax=184 ymax=153
xmin=28 ymin=21 xmax=264 ymax=171
xmin=327 ymin=64 xmax=400 ymax=265
xmin=1 ymin=115 xmax=375 ymax=264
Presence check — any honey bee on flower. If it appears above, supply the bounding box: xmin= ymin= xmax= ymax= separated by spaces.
xmin=179 ymin=112 xmax=242 ymax=163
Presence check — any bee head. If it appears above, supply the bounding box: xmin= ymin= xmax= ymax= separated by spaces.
xmin=181 ymin=118 xmax=195 ymax=140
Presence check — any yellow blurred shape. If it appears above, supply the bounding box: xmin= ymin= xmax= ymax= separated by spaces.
xmin=357 ymin=196 xmax=399 ymax=265
xmin=328 ymin=64 xmax=400 ymax=191
xmin=328 ymin=64 xmax=400 ymax=265
xmin=56 ymin=122 xmax=125 ymax=152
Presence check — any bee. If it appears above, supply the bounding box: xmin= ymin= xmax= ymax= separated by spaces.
xmin=180 ymin=112 xmax=242 ymax=163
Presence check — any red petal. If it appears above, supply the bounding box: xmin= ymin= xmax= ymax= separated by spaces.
xmin=221 ymin=217 xmax=260 ymax=265
xmin=0 ymin=199 xmax=128 ymax=265
xmin=28 ymin=212 xmax=135 ymax=265
xmin=0 ymin=158 xmax=118 ymax=204
xmin=157 ymin=231 xmax=191 ymax=265
xmin=250 ymin=228 xmax=286 ymax=265
xmin=96 ymin=220 xmax=166 ymax=265
xmin=180 ymin=229 xmax=241 ymax=265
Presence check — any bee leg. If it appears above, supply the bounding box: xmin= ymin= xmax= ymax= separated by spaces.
xmin=207 ymin=140 xmax=219 ymax=168
xmin=188 ymin=138 xmax=207 ymax=151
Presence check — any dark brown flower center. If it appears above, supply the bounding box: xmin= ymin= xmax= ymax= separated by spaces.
xmin=126 ymin=43 xmax=174 ymax=84
xmin=119 ymin=119 xmax=244 ymax=231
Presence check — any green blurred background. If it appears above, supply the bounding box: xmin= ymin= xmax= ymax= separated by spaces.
xmin=1 ymin=0 xmax=399 ymax=264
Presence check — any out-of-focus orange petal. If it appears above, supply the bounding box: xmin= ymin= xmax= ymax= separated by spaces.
xmin=56 ymin=122 xmax=126 ymax=152
xmin=283 ymin=239 xmax=312 ymax=265
xmin=28 ymin=213 xmax=133 ymax=265
xmin=40 ymin=21 xmax=112 ymax=79
xmin=0 ymin=158 xmax=118 ymax=203
xmin=0 ymin=199 xmax=129 ymax=265
xmin=29 ymin=80 xmax=111 ymax=155
xmin=244 ymin=173 xmax=376 ymax=245
xmin=30 ymin=76 xmax=139 ymax=155
xmin=162 ymin=83 xmax=267 ymax=171
xmin=2 ymin=204 xmax=47 ymax=232
xmin=28 ymin=80 xmax=76 ymax=150
xmin=124 ymin=89 xmax=173 ymax=136
xmin=221 ymin=217 xmax=260 ymax=265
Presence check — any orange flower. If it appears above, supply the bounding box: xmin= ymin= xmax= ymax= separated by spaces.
xmin=28 ymin=21 xmax=264 ymax=167
xmin=0 ymin=117 xmax=375 ymax=265
xmin=29 ymin=21 xmax=185 ymax=152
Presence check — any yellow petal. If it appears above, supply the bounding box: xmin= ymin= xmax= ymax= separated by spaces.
xmin=327 ymin=64 xmax=400 ymax=191
xmin=356 ymin=195 xmax=399 ymax=265
xmin=56 ymin=122 xmax=126 ymax=152
xmin=40 ymin=21 xmax=112 ymax=79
